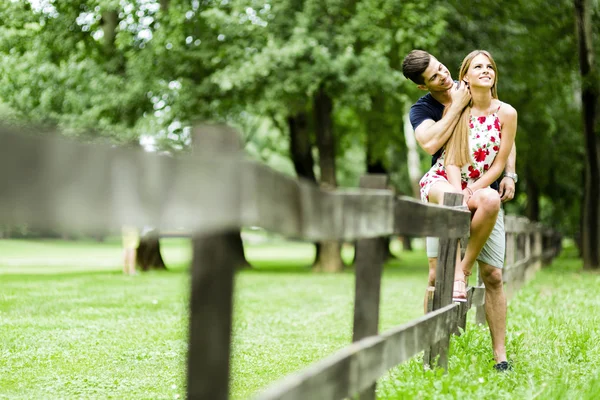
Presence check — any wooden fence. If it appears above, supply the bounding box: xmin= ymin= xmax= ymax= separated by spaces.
xmin=0 ymin=124 xmax=561 ymax=400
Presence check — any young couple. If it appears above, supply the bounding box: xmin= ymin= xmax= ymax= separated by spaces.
xmin=402 ymin=49 xmax=518 ymax=371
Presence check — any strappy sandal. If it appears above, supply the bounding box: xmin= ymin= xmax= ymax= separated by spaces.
xmin=452 ymin=270 xmax=472 ymax=303
xmin=452 ymin=279 xmax=467 ymax=302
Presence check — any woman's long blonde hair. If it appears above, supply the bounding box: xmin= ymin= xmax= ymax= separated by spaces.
xmin=444 ymin=50 xmax=499 ymax=167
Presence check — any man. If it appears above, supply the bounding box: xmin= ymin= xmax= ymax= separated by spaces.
xmin=401 ymin=50 xmax=517 ymax=371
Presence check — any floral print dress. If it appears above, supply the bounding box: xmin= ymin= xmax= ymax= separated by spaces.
xmin=419 ymin=105 xmax=503 ymax=202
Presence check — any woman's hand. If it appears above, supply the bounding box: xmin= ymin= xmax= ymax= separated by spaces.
xmin=462 ymin=187 xmax=473 ymax=207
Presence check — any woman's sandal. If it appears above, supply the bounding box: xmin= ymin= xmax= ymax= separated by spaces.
xmin=452 ymin=271 xmax=472 ymax=303
xmin=452 ymin=279 xmax=468 ymax=302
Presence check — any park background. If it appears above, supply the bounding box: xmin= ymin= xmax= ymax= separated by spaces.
xmin=1 ymin=0 xmax=600 ymax=399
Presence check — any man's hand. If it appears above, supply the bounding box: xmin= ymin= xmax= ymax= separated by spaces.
xmin=499 ymin=177 xmax=515 ymax=203
xmin=450 ymin=80 xmax=471 ymax=109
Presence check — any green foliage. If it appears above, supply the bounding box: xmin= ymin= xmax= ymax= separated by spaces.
xmin=0 ymin=0 xmax=594 ymax=236
xmin=430 ymin=0 xmax=585 ymax=237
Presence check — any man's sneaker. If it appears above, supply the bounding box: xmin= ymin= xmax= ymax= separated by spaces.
xmin=494 ymin=361 xmax=512 ymax=372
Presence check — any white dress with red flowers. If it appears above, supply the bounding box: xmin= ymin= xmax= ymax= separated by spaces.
xmin=419 ymin=106 xmax=502 ymax=202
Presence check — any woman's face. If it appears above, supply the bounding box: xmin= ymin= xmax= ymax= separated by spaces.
xmin=464 ymin=54 xmax=496 ymax=90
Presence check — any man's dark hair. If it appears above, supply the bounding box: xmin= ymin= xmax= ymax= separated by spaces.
xmin=402 ymin=50 xmax=432 ymax=85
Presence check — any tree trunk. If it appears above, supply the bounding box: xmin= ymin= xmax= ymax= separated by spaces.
xmin=100 ymin=10 xmax=124 ymax=73
xmin=136 ymin=229 xmax=167 ymax=271
xmin=101 ymin=11 xmax=118 ymax=56
xmin=312 ymin=86 xmax=343 ymax=272
xmin=232 ymin=232 xmax=250 ymax=268
xmin=575 ymin=0 xmax=600 ymax=269
xmin=402 ymin=236 xmax=413 ymax=251
xmin=525 ymin=168 xmax=540 ymax=221
xmin=288 ymin=112 xmax=317 ymax=181
xmin=191 ymin=124 xmax=250 ymax=268
xmin=288 ymin=112 xmax=321 ymax=264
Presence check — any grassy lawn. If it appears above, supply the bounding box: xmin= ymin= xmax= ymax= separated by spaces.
xmin=1 ymin=238 xmax=599 ymax=399
xmin=378 ymin=245 xmax=600 ymax=400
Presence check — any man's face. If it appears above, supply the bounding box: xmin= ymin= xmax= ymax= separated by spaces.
xmin=419 ymin=57 xmax=453 ymax=92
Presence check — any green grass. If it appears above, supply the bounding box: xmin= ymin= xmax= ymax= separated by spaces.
xmin=378 ymin=245 xmax=600 ymax=400
xmin=1 ymin=239 xmax=599 ymax=399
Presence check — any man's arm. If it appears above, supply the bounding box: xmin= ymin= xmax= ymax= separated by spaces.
xmin=504 ymin=143 xmax=516 ymax=174
xmin=414 ymin=82 xmax=470 ymax=155
xmin=499 ymin=143 xmax=517 ymax=202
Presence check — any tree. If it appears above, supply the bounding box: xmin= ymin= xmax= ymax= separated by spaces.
xmin=575 ymin=0 xmax=600 ymax=269
xmin=212 ymin=0 xmax=447 ymax=271
xmin=136 ymin=229 xmax=167 ymax=271
xmin=433 ymin=0 xmax=584 ymax=240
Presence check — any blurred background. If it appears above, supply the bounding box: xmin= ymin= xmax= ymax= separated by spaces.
xmin=0 ymin=0 xmax=593 ymax=256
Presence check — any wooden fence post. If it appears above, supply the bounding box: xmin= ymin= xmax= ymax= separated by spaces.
xmin=503 ymin=222 xmax=516 ymax=298
xmin=474 ymin=273 xmax=487 ymax=325
xmin=424 ymin=192 xmax=462 ymax=371
xmin=525 ymin=231 xmax=531 ymax=261
xmin=352 ymin=174 xmax=389 ymax=400
xmin=506 ymin=233 xmax=516 ymax=268
xmin=531 ymin=225 xmax=543 ymax=275
xmin=187 ymin=123 xmax=243 ymax=400
xmin=515 ymin=233 xmax=524 ymax=264
xmin=188 ymin=233 xmax=240 ymax=400
xmin=542 ymin=229 xmax=552 ymax=265
xmin=422 ymin=287 xmax=436 ymax=364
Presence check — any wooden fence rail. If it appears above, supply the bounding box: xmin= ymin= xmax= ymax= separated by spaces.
xmin=0 ymin=125 xmax=562 ymax=400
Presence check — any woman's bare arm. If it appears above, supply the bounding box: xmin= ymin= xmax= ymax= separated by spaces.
xmin=468 ymin=105 xmax=518 ymax=191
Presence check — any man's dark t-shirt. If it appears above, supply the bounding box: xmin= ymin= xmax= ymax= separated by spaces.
xmin=409 ymin=93 xmax=500 ymax=191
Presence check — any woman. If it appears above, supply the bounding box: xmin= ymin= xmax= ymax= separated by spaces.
xmin=419 ymin=50 xmax=517 ymax=301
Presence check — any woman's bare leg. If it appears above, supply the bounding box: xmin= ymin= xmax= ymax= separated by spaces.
xmin=459 ymin=188 xmax=501 ymax=278
xmin=429 ymin=184 xmax=500 ymax=299
xmin=427 ymin=182 xmax=466 ymax=299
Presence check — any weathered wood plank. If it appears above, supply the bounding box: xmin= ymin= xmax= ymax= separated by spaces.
xmin=393 ymin=196 xmax=470 ymax=238
xmin=505 ymin=232 xmax=516 ymax=269
xmin=352 ymin=175 xmax=389 ymax=341
xmin=422 ymin=286 xmax=436 ymax=368
xmin=504 ymin=216 xmax=531 ymax=233
xmin=471 ymin=286 xmax=486 ymax=307
xmin=0 ymin=127 xmax=243 ymax=234
xmin=455 ymin=286 xmax=486 ymax=332
xmin=254 ymin=304 xmax=458 ymax=400
xmin=475 ymin=271 xmax=487 ymax=325
xmin=241 ymin=164 xmax=398 ymax=240
xmin=192 ymin=123 xmax=244 ymax=154
xmin=455 ymin=287 xmax=472 ymax=335
xmin=187 ymin=233 xmax=240 ymax=400
xmin=352 ymin=174 xmax=389 ymax=400
xmin=426 ymin=192 xmax=463 ymax=370
xmin=0 ymin=126 xmax=471 ymax=242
